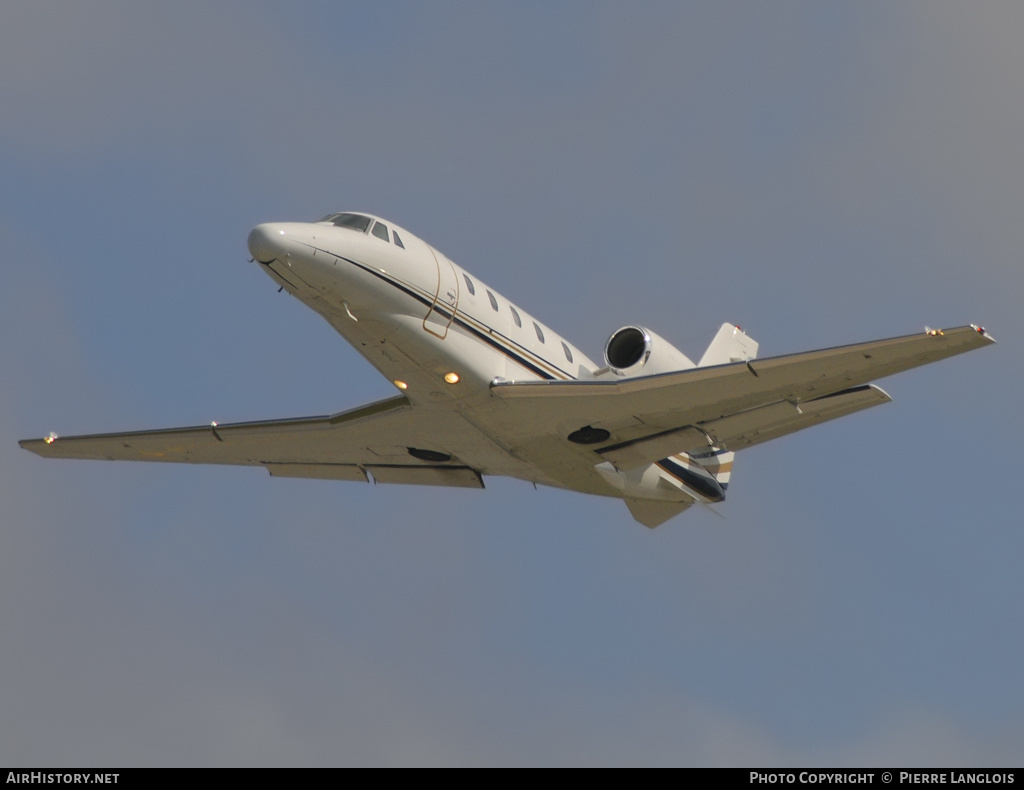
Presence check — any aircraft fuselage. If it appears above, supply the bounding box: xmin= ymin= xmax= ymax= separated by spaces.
xmin=248 ymin=216 xmax=592 ymax=403
xmin=245 ymin=213 xmax=731 ymax=510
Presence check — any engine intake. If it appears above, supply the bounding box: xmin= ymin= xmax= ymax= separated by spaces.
xmin=604 ymin=326 xmax=695 ymax=377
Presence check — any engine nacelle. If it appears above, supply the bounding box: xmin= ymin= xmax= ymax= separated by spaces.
xmin=603 ymin=326 xmax=695 ymax=377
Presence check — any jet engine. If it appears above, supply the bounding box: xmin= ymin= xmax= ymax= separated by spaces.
xmin=603 ymin=326 xmax=695 ymax=378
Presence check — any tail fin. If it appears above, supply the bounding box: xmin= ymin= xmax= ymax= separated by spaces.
xmin=622 ymin=449 xmax=734 ymax=528
xmin=693 ymin=448 xmax=734 ymax=492
xmin=699 ymin=323 xmax=758 ymax=366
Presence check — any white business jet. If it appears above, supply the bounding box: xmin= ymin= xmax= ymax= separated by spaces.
xmin=21 ymin=213 xmax=995 ymax=527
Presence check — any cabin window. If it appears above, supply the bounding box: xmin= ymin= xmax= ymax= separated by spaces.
xmin=533 ymin=322 xmax=545 ymax=343
xmin=371 ymin=221 xmax=390 ymax=242
xmin=487 ymin=290 xmax=499 ymax=311
xmin=510 ymin=305 xmax=522 ymax=328
xmin=561 ymin=342 xmax=573 ymax=363
xmin=393 ymin=231 xmax=405 ymax=248
xmin=463 ymin=274 xmax=476 ymax=295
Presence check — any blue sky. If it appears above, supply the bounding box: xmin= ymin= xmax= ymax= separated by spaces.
xmin=2 ymin=2 xmax=1021 ymax=766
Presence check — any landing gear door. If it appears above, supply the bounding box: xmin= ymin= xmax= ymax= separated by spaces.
xmin=422 ymin=247 xmax=459 ymax=339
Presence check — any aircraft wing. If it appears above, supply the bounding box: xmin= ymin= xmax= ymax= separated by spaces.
xmin=19 ymin=394 xmax=487 ymax=488
xmin=596 ymin=384 xmax=893 ymax=469
xmin=21 ymin=325 xmax=994 ymax=495
xmin=489 ymin=325 xmax=994 ymax=471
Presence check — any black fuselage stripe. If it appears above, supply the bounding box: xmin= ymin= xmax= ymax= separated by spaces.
xmin=325 ymin=250 xmax=566 ymax=380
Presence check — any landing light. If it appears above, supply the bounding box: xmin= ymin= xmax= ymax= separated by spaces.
xmin=393 ymin=380 xmax=408 ymax=390
xmin=444 ymin=372 xmax=460 ymax=384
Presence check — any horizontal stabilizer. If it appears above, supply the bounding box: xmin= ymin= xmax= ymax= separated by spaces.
xmin=625 ymin=498 xmax=692 ymax=528
xmin=699 ymin=323 xmax=759 ymax=366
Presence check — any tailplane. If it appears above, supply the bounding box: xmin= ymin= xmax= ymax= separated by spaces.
xmin=625 ymin=498 xmax=692 ymax=529
xmin=699 ymin=323 xmax=758 ymax=366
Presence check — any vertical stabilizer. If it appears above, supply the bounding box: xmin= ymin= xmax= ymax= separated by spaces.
xmin=694 ymin=448 xmax=734 ymax=491
xmin=699 ymin=324 xmax=758 ymax=366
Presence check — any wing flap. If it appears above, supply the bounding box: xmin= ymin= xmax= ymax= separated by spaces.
xmin=265 ymin=463 xmax=369 ymax=482
xmin=599 ymin=427 xmax=713 ymax=470
xmin=595 ymin=382 xmax=888 ymax=469
xmin=701 ymin=384 xmax=892 ymax=451
xmin=365 ymin=465 xmax=484 ymax=488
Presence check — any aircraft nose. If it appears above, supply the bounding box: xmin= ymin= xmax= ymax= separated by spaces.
xmin=248 ymin=223 xmax=286 ymax=263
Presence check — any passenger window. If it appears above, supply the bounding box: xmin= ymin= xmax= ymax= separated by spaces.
xmin=393 ymin=231 xmax=405 ymax=248
xmin=371 ymin=222 xmax=390 ymax=242
xmin=487 ymin=290 xmax=499 ymax=311
xmin=533 ymin=322 xmax=545 ymax=343
xmin=510 ymin=305 xmax=522 ymax=328
xmin=561 ymin=342 xmax=573 ymax=363
xmin=463 ymin=274 xmax=476 ymax=295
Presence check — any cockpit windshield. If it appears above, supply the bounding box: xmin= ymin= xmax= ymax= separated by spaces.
xmin=317 ymin=213 xmax=372 ymax=232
